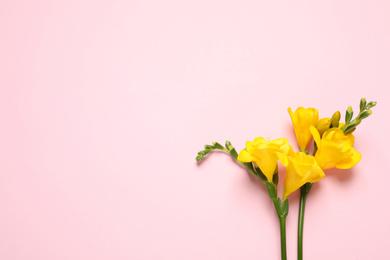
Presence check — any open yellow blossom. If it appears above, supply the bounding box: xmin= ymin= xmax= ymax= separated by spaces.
xmin=310 ymin=126 xmax=361 ymax=170
xmin=237 ymin=137 xmax=290 ymax=182
xmin=277 ymin=147 xmax=325 ymax=199
xmin=288 ymin=107 xmax=319 ymax=151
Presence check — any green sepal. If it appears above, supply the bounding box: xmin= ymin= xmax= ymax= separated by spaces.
xmin=301 ymin=182 xmax=312 ymax=195
xmin=243 ymin=162 xmax=259 ymax=178
xmin=277 ymin=198 xmax=289 ymax=217
xmin=229 ymin=147 xmax=239 ymax=160
xmin=313 ymin=142 xmax=318 ymax=156
xmin=254 ymin=165 xmax=268 ymax=182
xmin=273 ymin=172 xmax=279 ymax=185
xmin=266 ymin=182 xmax=277 ymax=200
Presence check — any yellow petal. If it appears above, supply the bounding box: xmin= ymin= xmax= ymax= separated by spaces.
xmin=276 ymin=152 xmax=289 ymax=167
xmin=310 ymin=126 xmax=321 ymax=148
xmin=255 ymin=149 xmax=278 ymax=181
xmin=282 ymin=152 xmax=325 ymax=199
xmin=237 ymin=150 xmax=253 ymax=162
xmin=289 ymin=107 xmax=319 ymax=151
xmin=314 ymin=140 xmax=343 ymax=170
xmin=336 ymin=148 xmax=362 ymax=169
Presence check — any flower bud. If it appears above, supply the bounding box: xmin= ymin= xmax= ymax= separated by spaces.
xmin=315 ymin=118 xmax=331 ymax=136
xmin=366 ymin=101 xmax=377 ymax=109
xmin=345 ymin=106 xmax=353 ymax=124
xmin=225 ymin=140 xmax=232 ymax=150
xmin=331 ymin=111 xmax=341 ymax=128
xmin=212 ymin=142 xmax=225 ymax=149
xmin=360 ymin=98 xmax=367 ymax=111
xmin=357 ymin=110 xmax=372 ymax=120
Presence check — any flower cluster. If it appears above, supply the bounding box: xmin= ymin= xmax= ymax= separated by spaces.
xmin=237 ymin=99 xmax=368 ymax=198
xmin=196 ymin=98 xmax=376 ymax=260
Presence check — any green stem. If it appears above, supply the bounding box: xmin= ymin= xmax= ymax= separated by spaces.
xmin=298 ymin=183 xmax=312 ymax=260
xmin=270 ymin=198 xmax=288 ymax=260
xmin=266 ymin=182 xmax=288 ymax=260
xmin=279 ymin=216 xmax=287 ymax=260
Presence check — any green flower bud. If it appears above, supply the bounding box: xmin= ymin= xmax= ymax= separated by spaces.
xmin=225 ymin=140 xmax=232 ymax=150
xmin=357 ymin=110 xmax=372 ymax=120
xmin=196 ymin=149 xmax=211 ymax=162
xmin=360 ymin=98 xmax=367 ymax=111
xmin=366 ymin=101 xmax=377 ymax=109
xmin=212 ymin=142 xmax=225 ymax=149
xmin=345 ymin=106 xmax=353 ymax=124
xmin=204 ymin=144 xmax=214 ymax=150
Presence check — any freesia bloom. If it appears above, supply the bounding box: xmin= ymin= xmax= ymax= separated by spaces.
xmin=310 ymin=126 xmax=361 ymax=170
xmin=288 ymin=107 xmax=319 ymax=151
xmin=277 ymin=147 xmax=325 ymax=199
xmin=237 ymin=137 xmax=289 ymax=182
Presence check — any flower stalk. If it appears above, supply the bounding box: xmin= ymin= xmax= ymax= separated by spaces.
xmin=297 ymin=183 xmax=312 ymax=260
xmin=266 ymin=182 xmax=289 ymax=260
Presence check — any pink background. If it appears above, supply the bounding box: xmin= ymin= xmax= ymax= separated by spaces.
xmin=1 ymin=0 xmax=389 ymax=259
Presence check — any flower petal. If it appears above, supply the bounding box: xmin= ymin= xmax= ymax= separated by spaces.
xmin=237 ymin=149 xmax=253 ymax=162
xmin=336 ymin=148 xmax=362 ymax=169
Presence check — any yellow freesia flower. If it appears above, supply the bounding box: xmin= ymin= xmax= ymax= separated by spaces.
xmin=238 ymin=137 xmax=290 ymax=182
xmin=288 ymin=107 xmax=319 ymax=151
xmin=310 ymin=126 xmax=361 ymax=170
xmin=277 ymin=147 xmax=325 ymax=199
